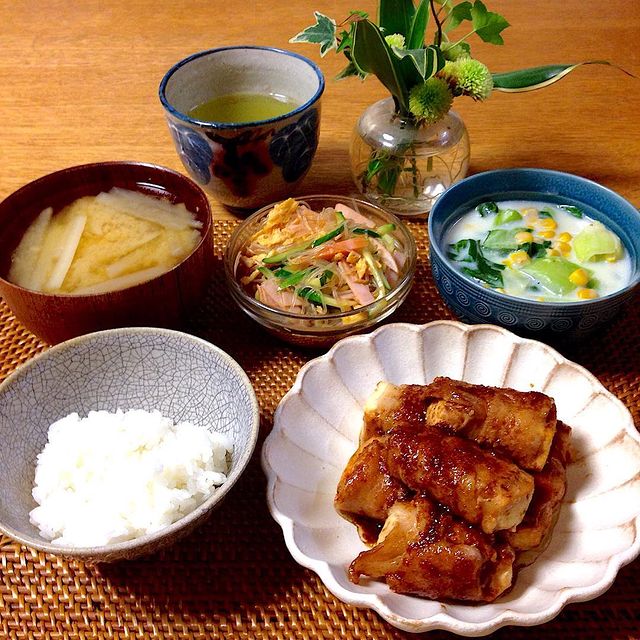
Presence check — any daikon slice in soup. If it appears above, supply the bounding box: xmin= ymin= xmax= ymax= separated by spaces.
xmin=444 ymin=200 xmax=632 ymax=302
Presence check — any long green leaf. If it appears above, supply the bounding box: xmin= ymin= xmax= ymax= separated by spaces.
xmin=378 ymin=0 xmax=415 ymax=38
xmin=492 ymin=61 xmax=636 ymax=92
xmin=392 ymin=45 xmax=444 ymax=80
xmin=351 ymin=19 xmax=409 ymax=110
xmin=406 ymin=0 xmax=430 ymax=48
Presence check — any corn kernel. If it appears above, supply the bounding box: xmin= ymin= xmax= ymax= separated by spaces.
xmin=504 ymin=250 xmax=530 ymax=267
xmin=577 ymin=288 xmax=598 ymax=300
xmin=536 ymin=296 xmax=546 ymax=302
xmin=538 ymin=230 xmax=556 ymax=239
xmin=569 ymin=268 xmax=590 ymax=286
xmin=557 ymin=232 xmax=572 ymax=243
xmin=514 ymin=231 xmax=534 ymax=244
xmin=536 ymin=218 xmax=558 ymax=230
xmin=546 ymin=248 xmax=560 ymax=256
xmin=494 ymin=287 xmax=506 ymax=294
xmin=555 ymin=241 xmax=571 ymax=255
xmin=605 ymin=253 xmax=619 ymax=263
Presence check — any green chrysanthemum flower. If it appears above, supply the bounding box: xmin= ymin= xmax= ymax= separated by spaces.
xmin=441 ymin=59 xmax=494 ymax=101
xmin=384 ymin=33 xmax=405 ymax=49
xmin=441 ymin=42 xmax=471 ymax=62
xmin=408 ymin=78 xmax=453 ymax=124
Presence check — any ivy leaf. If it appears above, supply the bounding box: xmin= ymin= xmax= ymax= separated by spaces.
xmin=445 ymin=1 xmax=472 ymax=32
xmin=470 ymin=0 xmax=509 ymax=45
xmin=290 ymin=11 xmax=338 ymax=56
xmin=406 ymin=0 xmax=430 ymax=49
xmin=492 ymin=61 xmax=635 ymax=91
xmin=379 ymin=0 xmax=415 ymax=38
xmin=392 ymin=45 xmax=445 ymax=81
xmin=351 ymin=19 xmax=409 ymax=110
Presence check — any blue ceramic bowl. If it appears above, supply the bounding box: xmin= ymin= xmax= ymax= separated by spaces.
xmin=159 ymin=46 xmax=324 ymax=209
xmin=428 ymin=169 xmax=640 ymax=340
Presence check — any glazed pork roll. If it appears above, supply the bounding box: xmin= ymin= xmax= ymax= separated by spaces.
xmin=335 ymin=437 xmax=410 ymax=544
xmin=349 ymin=496 xmax=515 ymax=602
xmin=504 ymin=421 xmax=572 ymax=566
xmin=363 ymin=377 xmax=557 ymax=471
xmin=384 ymin=428 xmax=535 ymax=534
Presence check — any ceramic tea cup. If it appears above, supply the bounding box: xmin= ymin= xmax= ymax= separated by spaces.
xmin=159 ymin=46 xmax=324 ymax=209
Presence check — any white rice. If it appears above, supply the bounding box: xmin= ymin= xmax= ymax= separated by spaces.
xmin=29 ymin=409 xmax=232 ymax=547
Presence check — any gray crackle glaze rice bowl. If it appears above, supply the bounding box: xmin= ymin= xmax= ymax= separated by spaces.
xmin=428 ymin=168 xmax=640 ymax=341
xmin=0 ymin=328 xmax=259 ymax=563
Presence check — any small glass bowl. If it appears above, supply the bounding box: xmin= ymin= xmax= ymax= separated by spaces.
xmin=224 ymin=195 xmax=417 ymax=347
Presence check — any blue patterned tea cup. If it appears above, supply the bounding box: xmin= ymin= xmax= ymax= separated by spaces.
xmin=159 ymin=46 xmax=324 ymax=209
xmin=428 ymin=168 xmax=640 ymax=341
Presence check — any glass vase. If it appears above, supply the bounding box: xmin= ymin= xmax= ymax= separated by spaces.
xmin=350 ymin=97 xmax=470 ymax=217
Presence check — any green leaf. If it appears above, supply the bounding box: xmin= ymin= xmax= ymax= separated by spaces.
xmin=476 ymin=201 xmax=498 ymax=216
xmin=447 ymin=238 xmax=504 ymax=288
xmin=351 ymin=19 xmax=409 ymax=110
xmin=392 ymin=45 xmax=444 ymax=81
xmin=470 ymin=0 xmax=509 ymax=45
xmin=519 ymin=240 xmax=551 ymax=259
xmin=379 ymin=0 xmax=415 ymax=38
xmin=445 ymin=1 xmax=472 ymax=31
xmin=492 ymin=61 xmax=634 ymax=92
xmin=290 ymin=11 xmax=338 ymax=56
xmin=336 ymin=60 xmax=364 ymax=80
xmin=406 ymin=0 xmax=430 ymax=48
xmin=559 ymin=204 xmax=584 ymax=218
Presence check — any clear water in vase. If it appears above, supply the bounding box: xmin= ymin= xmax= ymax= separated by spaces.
xmin=350 ymin=97 xmax=470 ymax=216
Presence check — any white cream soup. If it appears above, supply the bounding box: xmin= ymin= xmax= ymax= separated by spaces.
xmin=445 ymin=200 xmax=632 ymax=302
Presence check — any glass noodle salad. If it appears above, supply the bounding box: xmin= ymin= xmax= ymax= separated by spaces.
xmin=235 ymin=198 xmax=409 ymax=315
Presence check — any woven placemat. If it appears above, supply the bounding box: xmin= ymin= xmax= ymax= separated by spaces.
xmin=0 ymin=220 xmax=638 ymax=640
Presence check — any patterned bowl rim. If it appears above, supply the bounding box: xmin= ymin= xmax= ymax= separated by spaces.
xmin=159 ymin=45 xmax=325 ymax=129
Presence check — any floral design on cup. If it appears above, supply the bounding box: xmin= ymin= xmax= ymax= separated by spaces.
xmin=205 ymin=130 xmax=274 ymax=198
xmin=269 ymin=109 xmax=319 ymax=183
xmin=168 ymin=122 xmax=213 ymax=184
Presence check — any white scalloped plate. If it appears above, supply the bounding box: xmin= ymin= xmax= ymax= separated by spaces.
xmin=262 ymin=321 xmax=640 ymax=636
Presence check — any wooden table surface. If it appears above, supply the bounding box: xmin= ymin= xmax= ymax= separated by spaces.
xmin=2 ymin=0 xmax=639 ymax=221
xmin=1 ymin=3 xmax=640 ymax=639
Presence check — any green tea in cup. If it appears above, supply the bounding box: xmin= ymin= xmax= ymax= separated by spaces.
xmin=189 ymin=92 xmax=299 ymax=123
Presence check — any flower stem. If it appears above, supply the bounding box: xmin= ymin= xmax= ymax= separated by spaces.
xmin=430 ymin=0 xmax=443 ymax=47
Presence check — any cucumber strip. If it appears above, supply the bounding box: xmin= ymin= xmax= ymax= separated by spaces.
xmin=262 ymin=240 xmax=312 ymax=265
xmin=362 ymin=248 xmax=390 ymax=292
xmin=298 ymin=287 xmax=347 ymax=309
xmin=353 ymin=227 xmax=381 ymax=237
xmin=258 ymin=266 xmax=275 ymax=278
xmin=376 ymin=223 xmax=396 ymax=235
xmin=277 ymin=268 xmax=310 ymax=289
xmin=310 ymin=223 xmax=344 ymax=248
